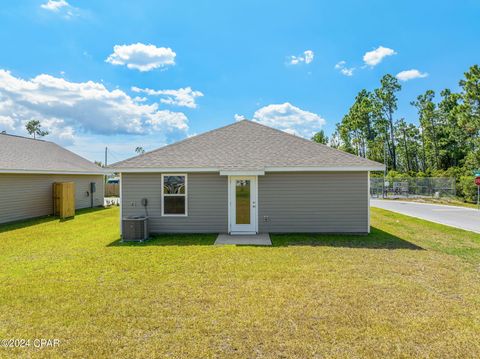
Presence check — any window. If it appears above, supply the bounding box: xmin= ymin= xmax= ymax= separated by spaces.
xmin=235 ymin=179 xmax=251 ymax=224
xmin=162 ymin=174 xmax=187 ymax=216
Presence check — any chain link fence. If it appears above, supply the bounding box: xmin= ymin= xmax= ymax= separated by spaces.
xmin=370 ymin=177 xmax=456 ymax=198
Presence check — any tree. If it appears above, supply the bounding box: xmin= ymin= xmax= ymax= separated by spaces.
xmin=395 ymin=118 xmax=421 ymax=173
xmin=329 ymin=131 xmax=341 ymax=149
xmin=438 ymin=89 xmax=465 ymax=168
xmin=135 ymin=146 xmax=146 ymax=154
xmin=332 ymin=64 xmax=480 ymax=203
xmin=336 ymin=122 xmax=355 ymax=154
xmin=458 ymin=64 xmax=480 ymax=133
xmin=25 ymin=120 xmax=49 ymax=139
xmin=372 ymin=74 xmax=401 ymax=170
xmin=311 ymin=130 xmax=329 ymax=144
xmin=337 ymin=89 xmax=376 ymax=158
xmin=457 ymin=65 xmax=480 ymax=172
xmin=411 ymin=90 xmax=443 ymax=170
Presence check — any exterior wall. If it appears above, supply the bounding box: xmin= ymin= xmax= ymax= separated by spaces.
xmin=0 ymin=174 xmax=104 ymax=224
xmin=258 ymin=172 xmax=369 ymax=233
xmin=121 ymin=171 xmax=368 ymax=234
xmin=121 ymin=172 xmax=228 ymax=233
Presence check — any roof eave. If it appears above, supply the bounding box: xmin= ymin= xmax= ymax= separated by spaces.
xmin=107 ymin=167 xmax=220 ymax=173
xmin=0 ymin=169 xmax=107 ymax=175
xmin=108 ymin=165 xmax=385 ymax=173
xmin=265 ymin=165 xmax=385 ymax=172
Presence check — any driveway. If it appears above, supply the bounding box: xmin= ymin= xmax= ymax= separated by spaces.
xmin=371 ymin=199 xmax=480 ymax=234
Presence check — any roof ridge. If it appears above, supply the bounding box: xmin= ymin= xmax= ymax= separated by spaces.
xmin=110 ymin=120 xmax=248 ymax=167
xmin=0 ymin=132 xmax=47 ymax=142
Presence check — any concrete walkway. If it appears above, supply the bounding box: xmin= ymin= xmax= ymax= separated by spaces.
xmin=371 ymin=199 xmax=480 ymax=234
xmin=215 ymin=233 xmax=272 ymax=246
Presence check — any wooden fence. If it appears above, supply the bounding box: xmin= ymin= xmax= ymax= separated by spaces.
xmin=105 ymin=183 xmax=120 ymax=197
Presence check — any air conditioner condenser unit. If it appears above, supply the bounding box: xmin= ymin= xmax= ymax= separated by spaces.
xmin=122 ymin=216 xmax=148 ymax=242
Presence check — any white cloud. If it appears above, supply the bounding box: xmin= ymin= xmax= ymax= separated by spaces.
xmin=0 ymin=70 xmax=188 ymax=145
xmin=252 ymin=102 xmax=325 ymax=138
xmin=145 ymin=110 xmax=188 ymax=132
xmin=340 ymin=68 xmax=354 ymax=76
xmin=334 ymin=61 xmax=355 ymax=76
xmin=303 ymin=50 xmax=314 ymax=64
xmin=133 ymin=96 xmax=148 ymax=103
xmin=40 ymin=0 xmax=78 ymax=18
xmin=289 ymin=50 xmax=315 ymax=65
xmin=131 ymin=86 xmax=203 ymax=108
xmin=363 ymin=46 xmax=397 ymax=67
xmin=0 ymin=115 xmax=16 ymax=131
xmin=106 ymin=43 xmax=176 ymax=72
xmin=40 ymin=0 xmax=69 ymax=11
xmin=234 ymin=114 xmax=246 ymax=122
xmin=396 ymin=69 xmax=428 ymax=81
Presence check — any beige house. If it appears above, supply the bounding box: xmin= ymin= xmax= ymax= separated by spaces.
xmin=110 ymin=120 xmax=384 ymax=235
xmin=0 ymin=133 xmax=105 ymax=224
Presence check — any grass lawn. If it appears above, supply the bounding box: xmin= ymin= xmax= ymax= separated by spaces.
xmin=1 ymin=207 xmax=480 ymax=358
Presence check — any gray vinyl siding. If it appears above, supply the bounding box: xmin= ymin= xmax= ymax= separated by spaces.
xmin=121 ymin=172 xmax=228 ymax=233
xmin=121 ymin=171 xmax=368 ymax=234
xmin=0 ymin=174 xmax=104 ymax=224
xmin=258 ymin=172 xmax=368 ymax=233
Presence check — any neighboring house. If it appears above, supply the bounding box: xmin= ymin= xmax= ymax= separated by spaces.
xmin=110 ymin=120 xmax=384 ymax=235
xmin=0 ymin=133 xmax=105 ymax=224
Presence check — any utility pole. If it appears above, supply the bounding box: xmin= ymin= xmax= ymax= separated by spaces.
xmin=105 ymin=147 xmax=108 ymax=167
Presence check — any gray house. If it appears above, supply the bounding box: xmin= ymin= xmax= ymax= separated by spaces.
xmin=0 ymin=133 xmax=105 ymax=224
xmin=110 ymin=120 xmax=384 ymax=235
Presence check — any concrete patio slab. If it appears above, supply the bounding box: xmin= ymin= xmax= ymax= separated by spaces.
xmin=215 ymin=233 xmax=272 ymax=246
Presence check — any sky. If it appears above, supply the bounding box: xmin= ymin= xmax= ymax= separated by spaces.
xmin=0 ymin=0 xmax=479 ymax=164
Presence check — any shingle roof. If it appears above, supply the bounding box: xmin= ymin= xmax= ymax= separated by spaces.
xmin=110 ymin=120 xmax=384 ymax=171
xmin=0 ymin=133 xmax=104 ymax=174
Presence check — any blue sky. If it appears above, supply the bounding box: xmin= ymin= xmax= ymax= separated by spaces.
xmin=0 ymin=0 xmax=479 ymax=163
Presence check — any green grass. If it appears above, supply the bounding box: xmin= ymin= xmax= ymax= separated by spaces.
xmin=1 ymin=207 xmax=480 ymax=358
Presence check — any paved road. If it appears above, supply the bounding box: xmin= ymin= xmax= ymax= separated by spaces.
xmin=371 ymin=199 xmax=480 ymax=234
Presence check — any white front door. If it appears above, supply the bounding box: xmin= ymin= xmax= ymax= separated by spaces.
xmin=229 ymin=176 xmax=257 ymax=234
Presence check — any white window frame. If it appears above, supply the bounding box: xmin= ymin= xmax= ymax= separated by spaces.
xmin=161 ymin=173 xmax=188 ymax=217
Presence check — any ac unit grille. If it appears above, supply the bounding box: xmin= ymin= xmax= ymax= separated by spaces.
xmin=122 ymin=217 xmax=148 ymax=241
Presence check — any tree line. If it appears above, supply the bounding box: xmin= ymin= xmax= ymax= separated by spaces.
xmin=313 ymin=65 xmax=480 ymax=202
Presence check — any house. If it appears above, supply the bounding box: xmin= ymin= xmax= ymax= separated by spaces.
xmin=0 ymin=133 xmax=105 ymax=224
xmin=110 ymin=120 xmax=384 ymax=235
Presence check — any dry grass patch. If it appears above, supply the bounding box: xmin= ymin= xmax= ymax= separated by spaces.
xmin=0 ymin=207 xmax=479 ymax=358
